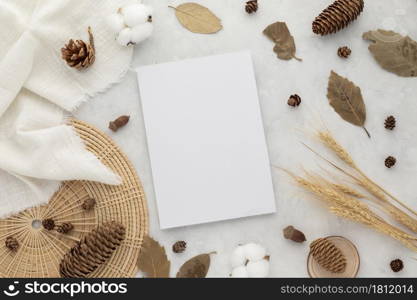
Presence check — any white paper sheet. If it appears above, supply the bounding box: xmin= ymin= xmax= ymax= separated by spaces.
xmin=136 ymin=51 xmax=276 ymax=229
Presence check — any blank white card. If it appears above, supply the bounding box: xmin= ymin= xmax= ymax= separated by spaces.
xmin=136 ymin=51 xmax=276 ymax=229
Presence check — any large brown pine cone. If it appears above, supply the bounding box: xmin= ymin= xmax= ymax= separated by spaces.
xmin=59 ymin=221 xmax=125 ymax=278
xmin=61 ymin=27 xmax=95 ymax=70
xmin=312 ymin=0 xmax=364 ymax=35
xmin=310 ymin=238 xmax=347 ymax=273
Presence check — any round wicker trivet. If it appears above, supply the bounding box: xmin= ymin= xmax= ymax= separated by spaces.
xmin=0 ymin=119 xmax=148 ymax=278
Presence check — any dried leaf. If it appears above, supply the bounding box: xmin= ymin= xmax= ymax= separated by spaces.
xmin=263 ymin=22 xmax=302 ymax=61
xmin=363 ymin=29 xmax=417 ymax=77
xmin=176 ymin=252 xmax=215 ymax=278
xmin=137 ymin=236 xmax=170 ymax=278
xmin=327 ymin=71 xmax=370 ymax=138
xmin=169 ymin=3 xmax=222 ymax=34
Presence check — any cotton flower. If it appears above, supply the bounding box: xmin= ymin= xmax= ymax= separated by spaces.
xmin=107 ymin=1 xmax=153 ymax=46
xmin=230 ymin=243 xmax=270 ymax=278
xmin=121 ymin=4 xmax=153 ymax=27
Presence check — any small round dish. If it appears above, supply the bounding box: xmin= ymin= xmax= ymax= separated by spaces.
xmin=307 ymin=236 xmax=360 ymax=278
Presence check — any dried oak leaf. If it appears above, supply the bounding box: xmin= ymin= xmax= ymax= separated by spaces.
xmin=263 ymin=22 xmax=302 ymax=61
xmin=363 ymin=29 xmax=417 ymax=77
xmin=176 ymin=252 xmax=215 ymax=278
xmin=137 ymin=236 xmax=170 ymax=278
xmin=327 ymin=71 xmax=370 ymax=138
xmin=169 ymin=3 xmax=222 ymax=34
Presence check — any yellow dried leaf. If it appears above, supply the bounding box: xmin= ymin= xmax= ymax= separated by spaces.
xmin=170 ymin=3 xmax=222 ymax=34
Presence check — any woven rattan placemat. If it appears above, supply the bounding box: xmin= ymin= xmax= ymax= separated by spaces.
xmin=0 ymin=119 xmax=148 ymax=278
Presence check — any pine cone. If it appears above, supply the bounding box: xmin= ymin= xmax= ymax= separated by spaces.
xmin=42 ymin=218 xmax=55 ymax=231
xmin=288 ymin=94 xmax=302 ymax=107
xmin=338 ymin=46 xmax=351 ymax=58
xmin=60 ymin=221 xmax=125 ymax=278
xmin=172 ymin=241 xmax=187 ymax=253
xmin=5 ymin=236 xmax=19 ymax=252
xmin=57 ymin=223 xmax=74 ymax=234
xmin=310 ymin=238 xmax=347 ymax=273
xmin=390 ymin=259 xmax=404 ymax=272
xmin=385 ymin=116 xmax=396 ymax=130
xmin=385 ymin=156 xmax=396 ymax=168
xmin=61 ymin=27 xmax=95 ymax=70
xmin=109 ymin=115 xmax=130 ymax=132
xmin=245 ymin=0 xmax=258 ymax=14
xmin=312 ymin=0 xmax=364 ymax=35
xmin=81 ymin=198 xmax=96 ymax=211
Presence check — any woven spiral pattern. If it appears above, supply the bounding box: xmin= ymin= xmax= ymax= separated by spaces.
xmin=312 ymin=0 xmax=364 ymax=35
xmin=0 ymin=119 xmax=148 ymax=278
xmin=310 ymin=238 xmax=347 ymax=273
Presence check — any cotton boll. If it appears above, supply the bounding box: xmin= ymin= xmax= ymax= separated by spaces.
xmin=130 ymin=23 xmax=153 ymax=44
xmin=231 ymin=266 xmax=249 ymax=278
xmin=230 ymin=245 xmax=247 ymax=268
xmin=116 ymin=27 xmax=132 ymax=46
xmin=246 ymin=259 xmax=269 ymax=278
xmin=107 ymin=13 xmax=125 ymax=34
xmin=122 ymin=4 xmax=151 ymax=27
xmin=243 ymin=243 xmax=266 ymax=261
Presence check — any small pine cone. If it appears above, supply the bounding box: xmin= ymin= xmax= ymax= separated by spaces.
xmin=384 ymin=116 xmax=396 ymax=130
xmin=337 ymin=46 xmax=351 ymax=58
xmin=245 ymin=0 xmax=258 ymax=14
xmin=82 ymin=198 xmax=96 ymax=211
xmin=5 ymin=236 xmax=19 ymax=252
xmin=109 ymin=115 xmax=130 ymax=132
xmin=172 ymin=241 xmax=187 ymax=253
xmin=61 ymin=27 xmax=95 ymax=70
xmin=42 ymin=218 xmax=55 ymax=231
xmin=57 ymin=223 xmax=74 ymax=234
xmin=310 ymin=238 xmax=347 ymax=273
xmin=385 ymin=156 xmax=396 ymax=168
xmin=81 ymin=198 xmax=96 ymax=210
xmin=60 ymin=221 xmax=125 ymax=278
xmin=390 ymin=259 xmax=404 ymax=272
xmin=313 ymin=0 xmax=364 ymax=36
xmin=288 ymin=94 xmax=302 ymax=107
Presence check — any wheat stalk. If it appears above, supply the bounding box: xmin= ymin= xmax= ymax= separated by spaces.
xmin=303 ymin=136 xmax=417 ymax=234
xmin=315 ymin=130 xmax=417 ymax=217
xmin=331 ymin=183 xmax=365 ymax=198
xmin=317 ymin=131 xmax=355 ymax=168
xmin=284 ymin=170 xmax=417 ymax=253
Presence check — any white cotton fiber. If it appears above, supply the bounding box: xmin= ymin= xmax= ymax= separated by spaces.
xmin=122 ymin=4 xmax=149 ymax=27
xmin=107 ymin=13 xmax=125 ymax=34
xmin=246 ymin=259 xmax=270 ymax=278
xmin=130 ymin=22 xmax=153 ymax=44
xmin=231 ymin=266 xmax=249 ymax=278
xmin=243 ymin=243 xmax=266 ymax=261
xmin=116 ymin=27 xmax=132 ymax=46
xmin=230 ymin=245 xmax=247 ymax=268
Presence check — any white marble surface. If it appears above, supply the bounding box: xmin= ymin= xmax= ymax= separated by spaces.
xmin=76 ymin=0 xmax=417 ymax=277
